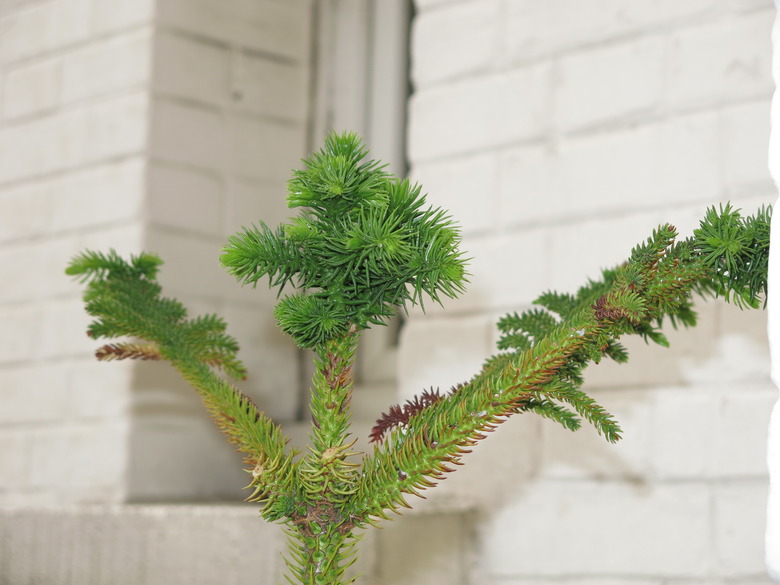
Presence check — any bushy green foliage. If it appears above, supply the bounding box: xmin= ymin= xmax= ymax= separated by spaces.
xmin=68 ymin=132 xmax=771 ymax=585
xmin=220 ymin=132 xmax=468 ymax=349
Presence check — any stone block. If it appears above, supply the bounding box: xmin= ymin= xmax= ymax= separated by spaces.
xmin=153 ymin=31 xmax=230 ymax=105
xmin=411 ymin=0 xmax=500 ymax=88
xmin=222 ymin=303 xmax=300 ymax=421
xmin=144 ymin=228 xmax=236 ymax=300
xmin=712 ymin=384 xmax=776 ymax=478
xmin=127 ymin=411 xmax=247 ymax=501
xmin=668 ymin=10 xmax=774 ymax=109
xmin=91 ymin=0 xmax=155 ymax=34
xmin=2 ymin=57 xmax=61 ymax=120
xmin=0 ymin=0 xmax=91 ymax=62
xmin=376 ymin=512 xmax=473 ymax=585
xmin=150 ymin=98 xmax=226 ymax=170
xmin=649 ymin=387 xmax=722 ymax=479
xmin=61 ymin=30 xmax=152 ymax=104
xmin=480 ymin=480 xmax=710 ymax=577
xmin=408 ymin=65 xmax=551 ymax=161
xmin=504 ymin=0 xmax=719 ymax=64
xmin=720 ymin=100 xmax=773 ymax=194
xmin=224 ymin=113 xmax=306 ymax=182
xmin=539 ymin=387 xmax=655 ymax=482
xmin=409 ymin=152 xmax=497 ymax=236
xmin=0 ymin=428 xmax=33 ymax=489
xmin=556 ymin=35 xmax=665 ymax=132
xmin=398 ymin=314 xmax=493 ymax=401
xmin=0 ymin=158 xmax=145 ymax=242
xmin=147 ymin=163 xmax=223 ymax=236
xmin=713 ymin=482 xmax=772 ymax=578
xmin=0 ymin=364 xmax=72 ymax=424
xmin=497 ymin=143 xmax=563 ymax=229
xmin=156 ymin=0 xmax=312 ymax=62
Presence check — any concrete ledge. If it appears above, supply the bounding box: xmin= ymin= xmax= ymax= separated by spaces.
xmin=0 ymin=504 xmax=285 ymax=585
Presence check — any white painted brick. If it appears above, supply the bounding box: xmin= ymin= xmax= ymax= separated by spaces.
xmin=411 ymin=0 xmax=500 ymax=87
xmin=84 ymin=92 xmax=148 ymax=161
xmin=147 ymin=163 xmax=223 ymax=236
xmin=481 ymin=481 xmax=710 ymax=577
xmin=150 ymin=99 xmax=225 ymax=170
xmin=409 ymin=152 xmax=497 ymax=236
xmin=413 ymin=0 xmax=451 ymax=11
xmin=157 ymin=0 xmax=312 ymax=62
xmin=422 ymin=414 xmax=540 ymax=509
xmin=713 ymin=482 xmax=771 ymax=577
xmin=92 ymin=0 xmax=155 ymax=34
xmin=28 ymin=423 xmax=128 ymax=491
xmin=668 ymin=11 xmax=774 ymax=109
xmin=2 ymin=57 xmax=61 ymax=120
xmin=504 ymin=0 xmax=718 ymax=64
xmin=376 ymin=513 xmax=472 ymax=585
xmin=0 ymin=107 xmax=87 ymax=183
xmin=153 ymin=31 xmax=230 ymax=105
xmin=225 ymin=177 xmax=290 ymax=235
xmin=713 ymin=385 xmax=775 ymax=477
xmin=229 ymin=51 xmax=309 ymax=121
xmin=151 ymin=101 xmax=303 ymax=182
xmin=222 ymin=302 xmax=300 ymax=421
xmin=650 ymin=387 xmax=721 ymax=479
xmin=61 ymin=30 xmax=152 ymax=104
xmin=539 ymin=388 xmax=655 ymax=481
xmin=582 ymin=302 xmax=721 ymax=390
xmin=0 ymin=238 xmax=87 ymax=303
xmin=154 ymin=34 xmax=309 ymax=122
xmin=0 ymin=93 xmax=147 ymax=184
xmin=398 ymin=314 xmax=493 ymax=401
xmin=0 ymin=159 xmax=144 ymax=242
xmin=37 ymin=297 xmax=101 ymax=360
xmin=720 ymin=100 xmax=773 ymax=193
xmin=0 ymin=429 xmax=33 ymax=488
xmin=224 ymin=114 xmax=306 ymax=181
xmin=497 ymin=142 xmax=567 ymax=229
xmin=127 ymin=412 xmax=247 ymax=501
xmin=424 ymin=228 xmax=552 ymax=315
xmin=552 ymin=112 xmax=721 ymax=220
xmin=145 ymin=228 xmax=236 ymax=300
xmin=66 ymin=360 xmax=133 ymax=420
xmin=0 ymin=304 xmax=40 ymax=364
xmin=556 ymin=35 xmax=665 ymax=132
xmin=0 ymin=0 xmax=91 ymax=62
xmin=547 ymin=211 xmax=672 ymax=294
xmin=0 ymin=364 xmax=71 ymax=423
xmin=408 ymin=65 xmax=551 ymax=161
xmin=683 ymin=302 xmax=770 ymax=385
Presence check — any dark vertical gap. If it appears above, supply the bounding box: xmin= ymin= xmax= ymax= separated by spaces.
xmin=393 ymin=0 xmax=414 ymax=348
xmin=295 ymin=0 xmax=325 ymax=423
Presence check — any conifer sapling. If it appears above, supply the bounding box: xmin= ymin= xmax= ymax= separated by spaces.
xmin=67 ymin=132 xmax=771 ymax=585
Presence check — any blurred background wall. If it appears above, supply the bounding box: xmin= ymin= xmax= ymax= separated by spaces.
xmin=0 ymin=0 xmax=776 ymax=583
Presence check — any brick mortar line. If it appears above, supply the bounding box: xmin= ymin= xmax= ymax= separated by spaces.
xmin=0 ymin=21 xmax=154 ymax=70
xmin=154 ymin=24 xmax=304 ymax=67
xmin=0 ymin=84 xmax=150 ymax=130
xmin=413 ymin=4 xmax=774 ymax=90
xmin=409 ymin=94 xmax=774 ymax=166
xmin=0 ymin=152 xmax=146 ymax=191
xmin=150 ymin=91 xmax=307 ymax=128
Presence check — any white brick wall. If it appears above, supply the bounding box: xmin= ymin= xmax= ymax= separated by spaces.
xmin=0 ymin=0 xmax=312 ymax=507
xmin=404 ymin=1 xmax=776 ymax=583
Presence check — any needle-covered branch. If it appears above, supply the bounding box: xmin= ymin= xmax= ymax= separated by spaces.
xmin=66 ymin=250 xmax=298 ymax=520
xmin=359 ymin=206 xmax=770 ymax=521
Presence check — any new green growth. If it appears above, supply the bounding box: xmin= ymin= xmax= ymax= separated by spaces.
xmin=67 ymin=132 xmax=770 ymax=585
